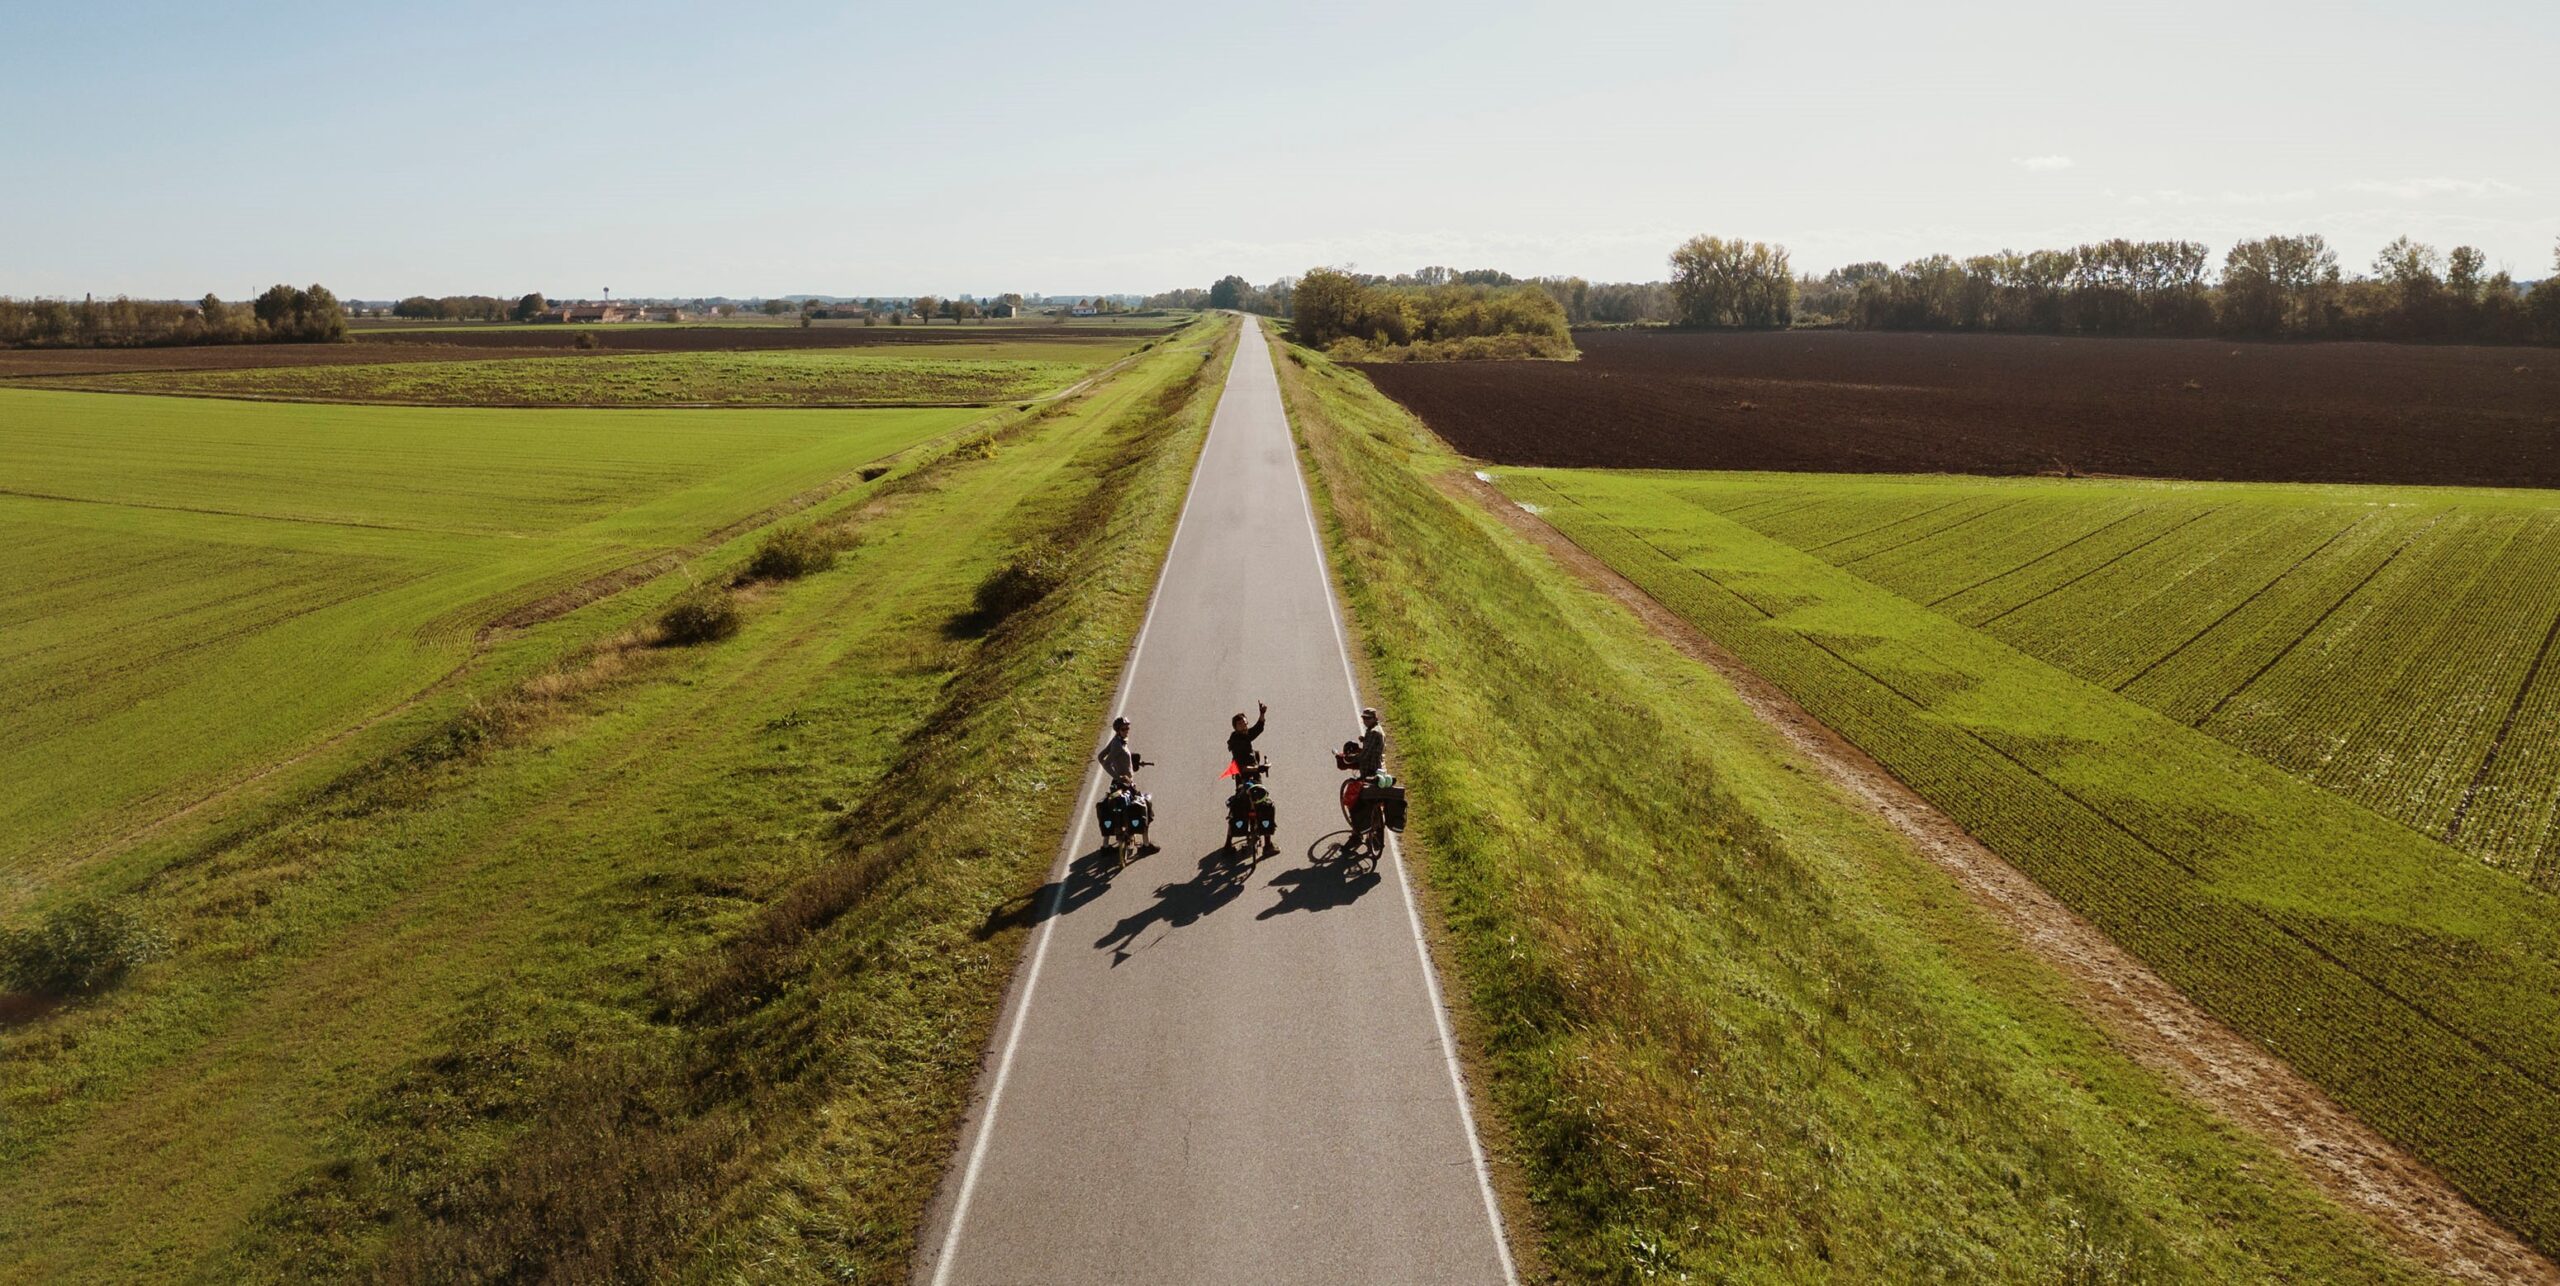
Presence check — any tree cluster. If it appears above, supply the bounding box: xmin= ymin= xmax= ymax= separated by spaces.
xmin=1145 ymin=275 xmax=1294 ymax=315
xmin=1525 ymin=243 xmax=1785 ymax=330
xmin=1839 ymin=234 xmax=2560 ymax=343
xmin=0 ymin=283 xmax=344 ymax=347
xmin=1289 ymin=267 xmax=1571 ymax=358
xmin=1668 ymin=236 xmax=1796 ymax=329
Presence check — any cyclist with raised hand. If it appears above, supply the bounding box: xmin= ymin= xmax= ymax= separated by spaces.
xmin=1227 ymin=702 xmax=1268 ymax=777
xmin=1224 ymin=702 xmax=1275 ymax=857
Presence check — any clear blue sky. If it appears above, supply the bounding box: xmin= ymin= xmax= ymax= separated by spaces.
xmin=3 ymin=1 xmax=2552 ymax=298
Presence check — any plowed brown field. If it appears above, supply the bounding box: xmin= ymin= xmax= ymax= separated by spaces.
xmin=1359 ymin=330 xmax=2560 ymax=487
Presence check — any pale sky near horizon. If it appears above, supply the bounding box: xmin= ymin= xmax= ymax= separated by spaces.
xmin=3 ymin=1 xmax=2553 ymax=299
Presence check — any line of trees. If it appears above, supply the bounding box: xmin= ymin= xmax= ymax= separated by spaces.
xmin=1523 ymin=232 xmax=2560 ymax=345
xmin=1288 ymin=267 xmax=1571 ymax=359
xmin=1821 ymin=234 xmax=2560 ymax=342
xmin=1528 ymin=278 xmax=1677 ymax=326
xmin=390 ymin=293 xmax=553 ymax=322
xmin=0 ymin=284 xmax=345 ymax=347
xmin=1146 ymin=274 xmax=1296 ymax=315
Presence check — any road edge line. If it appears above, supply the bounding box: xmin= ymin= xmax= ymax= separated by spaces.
xmin=1266 ymin=324 xmax=1523 ymax=1286
xmin=922 ymin=319 xmax=1234 ymax=1286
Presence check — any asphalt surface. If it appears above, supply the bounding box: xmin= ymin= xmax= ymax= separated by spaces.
xmin=915 ymin=319 xmax=1515 ymax=1285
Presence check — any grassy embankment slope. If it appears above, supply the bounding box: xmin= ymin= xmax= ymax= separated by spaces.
xmin=1271 ymin=335 xmax=2424 ymax=1280
xmin=19 ymin=340 xmax=1125 ymax=406
xmin=1504 ymin=467 xmax=2560 ymax=1254
xmin=0 ymin=318 xmax=1232 ymax=1281
xmin=0 ymin=388 xmax=982 ymax=883
xmin=1606 ymin=473 xmax=2560 ymax=878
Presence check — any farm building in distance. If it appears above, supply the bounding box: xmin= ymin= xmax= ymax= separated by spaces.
xmin=540 ymin=300 xmax=648 ymax=323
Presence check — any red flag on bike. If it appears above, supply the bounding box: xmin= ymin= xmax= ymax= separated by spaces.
xmin=1220 ymin=760 xmax=1239 ymax=778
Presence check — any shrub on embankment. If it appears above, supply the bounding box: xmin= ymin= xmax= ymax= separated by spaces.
xmin=0 ymin=900 xmax=166 ymax=997
xmin=740 ymin=522 xmax=841 ymax=582
xmin=656 ymin=584 xmax=741 ymax=645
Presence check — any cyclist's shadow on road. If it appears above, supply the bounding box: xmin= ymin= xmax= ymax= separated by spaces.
xmin=1255 ymin=841 xmax=1381 ymax=921
xmin=1094 ymin=847 xmax=1264 ymax=965
xmin=975 ymin=846 xmax=1127 ymax=940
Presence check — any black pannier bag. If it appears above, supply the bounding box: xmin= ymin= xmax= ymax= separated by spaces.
xmin=1098 ymin=791 xmax=1149 ymax=836
xmin=1229 ymin=782 xmax=1276 ymax=837
xmin=1365 ymin=782 xmax=1407 ymax=832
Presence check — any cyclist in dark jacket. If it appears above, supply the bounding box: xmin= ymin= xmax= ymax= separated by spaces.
xmin=1228 ymin=702 xmax=1268 ymax=775
xmin=1356 ymin=707 xmax=1385 ymax=777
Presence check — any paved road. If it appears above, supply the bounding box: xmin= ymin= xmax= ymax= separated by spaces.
xmin=916 ymin=319 xmax=1515 ymax=1285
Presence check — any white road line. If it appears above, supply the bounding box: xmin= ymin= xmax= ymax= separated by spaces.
xmin=1270 ymin=327 xmax=1521 ymax=1286
xmin=926 ymin=329 xmax=1231 ymax=1286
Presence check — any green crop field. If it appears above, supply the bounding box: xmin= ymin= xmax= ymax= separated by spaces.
xmin=19 ymin=342 xmax=1125 ymax=406
xmin=0 ymin=386 xmax=982 ymax=879
xmin=1499 ymin=465 xmax=2560 ymax=1250
xmin=1587 ymin=473 xmax=2560 ymax=881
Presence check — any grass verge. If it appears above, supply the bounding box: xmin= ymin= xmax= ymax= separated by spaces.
xmin=1271 ymin=334 xmax=2424 ymax=1280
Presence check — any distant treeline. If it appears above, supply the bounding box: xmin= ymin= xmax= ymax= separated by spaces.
xmin=0 ymin=284 xmax=345 ymax=347
xmin=1807 ymin=235 xmax=2560 ymax=342
xmin=1543 ymin=232 xmax=2560 ymax=343
xmin=392 ymin=293 xmax=551 ymax=322
xmin=1144 ymin=274 xmax=1296 ymax=316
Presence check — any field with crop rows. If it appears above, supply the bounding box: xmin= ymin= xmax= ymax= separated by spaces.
xmin=16 ymin=342 xmax=1118 ymax=406
xmin=0 ymin=387 xmax=979 ymax=875
xmin=1645 ymin=473 xmax=2560 ymax=881
xmin=1503 ymin=466 xmax=2560 ymax=1250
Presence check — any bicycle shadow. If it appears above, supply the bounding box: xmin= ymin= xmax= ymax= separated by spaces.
xmin=1255 ymin=831 xmax=1382 ymax=919
xmin=975 ymin=845 xmax=1129 ymax=940
xmin=1094 ymin=845 xmax=1265 ymax=966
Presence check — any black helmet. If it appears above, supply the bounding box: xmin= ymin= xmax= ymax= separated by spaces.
xmin=1112 ymin=716 xmax=1131 ymax=732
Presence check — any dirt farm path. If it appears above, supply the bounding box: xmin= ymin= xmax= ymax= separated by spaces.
xmin=1450 ymin=469 xmax=2557 ymax=1285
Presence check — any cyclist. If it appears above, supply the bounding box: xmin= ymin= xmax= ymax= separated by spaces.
xmin=1096 ymin=715 xmax=1155 ymax=853
xmin=1227 ymin=702 xmax=1268 ymax=776
xmin=1226 ymin=702 xmax=1274 ymax=856
xmin=1338 ymin=708 xmax=1391 ymax=860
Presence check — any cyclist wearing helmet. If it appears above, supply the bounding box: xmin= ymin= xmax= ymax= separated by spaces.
xmin=1097 ymin=715 xmax=1141 ymax=782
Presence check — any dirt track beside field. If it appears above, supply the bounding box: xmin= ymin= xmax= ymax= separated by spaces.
xmin=1365 ymin=331 xmax=2560 ymax=488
